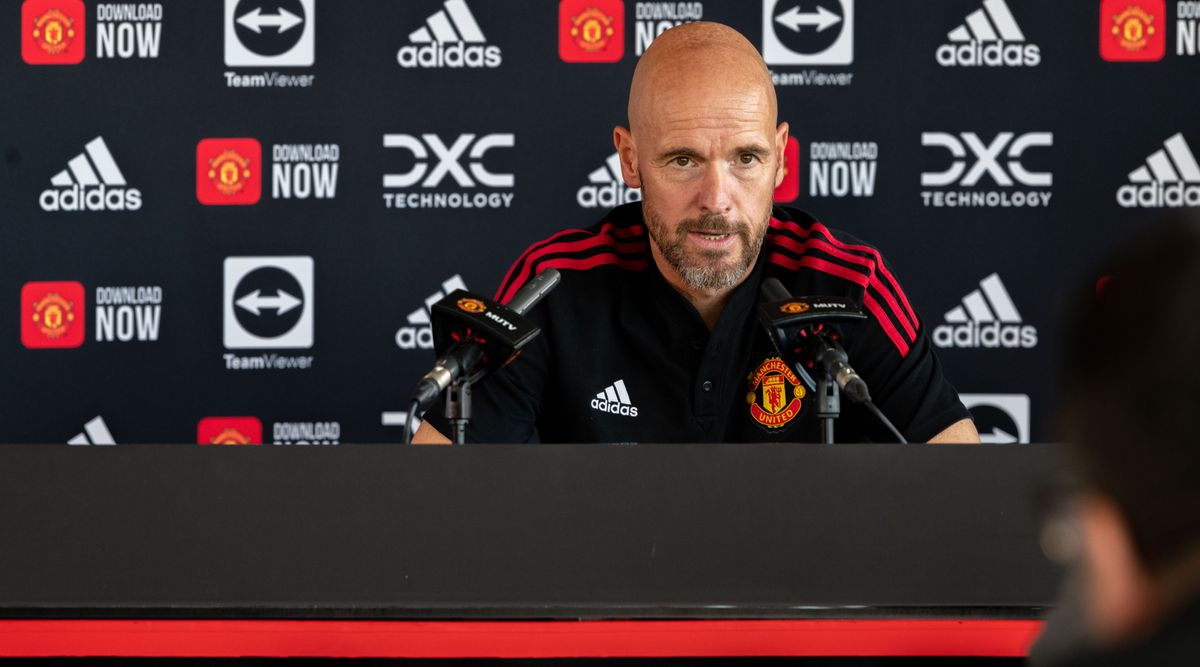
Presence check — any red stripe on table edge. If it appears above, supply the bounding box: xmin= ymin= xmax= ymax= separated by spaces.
xmin=0 ymin=619 xmax=1044 ymax=658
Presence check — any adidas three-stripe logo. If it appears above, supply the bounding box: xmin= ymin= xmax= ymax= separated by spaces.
xmin=1117 ymin=133 xmax=1200 ymax=208
xmin=576 ymin=153 xmax=641 ymax=209
xmin=948 ymin=0 xmax=1025 ymax=43
xmin=936 ymin=0 xmax=1041 ymax=67
xmin=50 ymin=137 xmax=126 ymax=187
xmin=590 ymin=379 xmax=639 ymax=417
xmin=409 ymin=0 xmax=485 ymax=44
xmin=68 ymin=416 xmax=116 ymax=446
xmin=933 ymin=273 xmax=1038 ymax=349
xmin=40 ymin=137 xmax=143 ymax=212
xmin=398 ymin=0 xmax=501 ymax=68
xmin=396 ymin=275 xmax=467 ymax=349
xmin=408 ymin=275 xmax=467 ymax=326
xmin=944 ymin=273 xmax=1021 ymax=324
xmin=588 ymin=153 xmax=624 ymax=185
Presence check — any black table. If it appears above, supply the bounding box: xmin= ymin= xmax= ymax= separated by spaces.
xmin=0 ymin=444 xmax=1062 ymax=658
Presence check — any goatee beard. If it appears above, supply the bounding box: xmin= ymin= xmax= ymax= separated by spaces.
xmin=645 ymin=210 xmax=766 ymax=291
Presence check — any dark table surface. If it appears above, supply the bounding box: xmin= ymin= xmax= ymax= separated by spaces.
xmin=0 ymin=444 xmax=1064 ymax=619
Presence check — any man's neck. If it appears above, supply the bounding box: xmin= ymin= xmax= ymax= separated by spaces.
xmin=649 ymin=246 xmax=744 ymax=331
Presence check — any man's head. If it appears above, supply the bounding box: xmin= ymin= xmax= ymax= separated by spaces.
xmin=613 ymin=22 xmax=788 ymax=295
xmin=1061 ymin=214 xmax=1200 ymax=642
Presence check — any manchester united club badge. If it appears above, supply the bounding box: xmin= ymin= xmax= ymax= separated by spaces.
xmin=746 ymin=356 xmax=805 ymax=429
xmin=196 ymin=138 xmax=262 ymax=205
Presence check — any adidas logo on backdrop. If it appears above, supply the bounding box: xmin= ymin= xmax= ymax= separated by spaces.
xmin=1117 ymin=133 xmax=1200 ymax=208
xmin=933 ymin=273 xmax=1037 ymax=349
xmin=397 ymin=0 xmax=500 ymax=68
xmin=40 ymin=137 xmax=142 ymax=211
xmin=936 ymin=0 xmax=1041 ymax=67
xmin=68 ymin=416 xmax=116 ymax=445
xmin=576 ymin=153 xmax=641 ymax=208
xmin=395 ymin=275 xmax=467 ymax=349
xmin=591 ymin=379 xmax=639 ymax=417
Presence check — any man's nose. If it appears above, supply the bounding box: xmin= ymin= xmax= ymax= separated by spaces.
xmin=696 ymin=163 xmax=734 ymax=214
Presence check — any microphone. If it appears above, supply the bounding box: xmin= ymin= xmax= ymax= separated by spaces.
xmin=807 ymin=331 xmax=870 ymax=404
xmin=409 ymin=269 xmax=561 ymax=416
xmin=757 ymin=277 xmax=869 ymax=399
xmin=757 ymin=278 xmax=908 ymax=443
xmin=505 ymin=269 xmax=562 ymax=315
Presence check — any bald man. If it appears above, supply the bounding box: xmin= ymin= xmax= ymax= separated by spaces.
xmin=415 ymin=22 xmax=978 ymax=444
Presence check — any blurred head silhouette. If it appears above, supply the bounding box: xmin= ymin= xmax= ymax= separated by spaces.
xmin=1058 ymin=213 xmax=1200 ymax=651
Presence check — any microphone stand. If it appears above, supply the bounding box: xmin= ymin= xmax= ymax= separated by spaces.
xmin=445 ymin=376 xmax=472 ymax=445
xmin=815 ymin=371 xmax=840 ymax=445
xmin=786 ymin=356 xmax=840 ymax=445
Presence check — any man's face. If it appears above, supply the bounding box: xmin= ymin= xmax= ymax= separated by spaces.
xmin=623 ymin=81 xmax=786 ymax=292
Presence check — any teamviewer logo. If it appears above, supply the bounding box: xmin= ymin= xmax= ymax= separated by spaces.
xmin=761 ymin=0 xmax=853 ymax=65
xmin=225 ymin=0 xmax=314 ymax=67
xmin=224 ymin=256 xmax=313 ymax=349
xmin=960 ymin=394 xmax=1030 ymax=444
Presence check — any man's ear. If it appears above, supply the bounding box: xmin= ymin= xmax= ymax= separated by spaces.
xmin=1078 ymin=493 xmax=1158 ymax=644
xmin=613 ymin=126 xmax=641 ymax=189
xmin=774 ymin=122 xmax=790 ymax=189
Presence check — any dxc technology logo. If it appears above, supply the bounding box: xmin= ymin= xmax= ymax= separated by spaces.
xmin=382 ymin=133 xmax=515 ymax=209
xmin=920 ymin=131 xmax=1052 ymax=208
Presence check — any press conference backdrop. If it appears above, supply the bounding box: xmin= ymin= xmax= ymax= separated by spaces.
xmin=3 ymin=0 xmax=1198 ymax=445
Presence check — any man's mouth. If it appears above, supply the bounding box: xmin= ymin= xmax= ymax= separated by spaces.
xmin=687 ymin=230 xmax=737 ymax=249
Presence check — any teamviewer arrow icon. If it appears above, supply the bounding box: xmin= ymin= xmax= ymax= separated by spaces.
xmin=775 ymin=5 xmax=842 ymax=32
xmin=236 ymin=6 xmax=303 ymax=33
xmin=982 ymin=427 xmax=1018 ymax=444
xmin=236 ymin=289 xmax=302 ymax=315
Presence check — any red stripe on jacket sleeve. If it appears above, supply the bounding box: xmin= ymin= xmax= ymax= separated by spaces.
xmin=808 ymin=221 xmax=920 ymax=330
xmin=496 ymin=223 xmax=645 ymax=304
xmin=767 ymin=251 xmax=912 ymax=357
xmin=766 ymin=231 xmax=917 ymax=343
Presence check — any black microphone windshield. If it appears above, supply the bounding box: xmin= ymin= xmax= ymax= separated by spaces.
xmin=506 ymin=268 xmax=561 ymax=315
xmin=760 ymin=276 xmax=792 ymax=303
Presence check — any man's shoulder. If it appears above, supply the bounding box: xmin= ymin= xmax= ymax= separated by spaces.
xmin=494 ymin=203 xmax=649 ymax=303
xmin=767 ymin=205 xmax=879 ymax=255
xmin=764 ymin=205 xmax=893 ymax=289
xmin=765 ymin=205 xmax=921 ymax=356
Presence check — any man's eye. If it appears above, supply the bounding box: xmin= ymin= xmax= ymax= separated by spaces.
xmin=672 ymin=156 xmax=692 ymax=167
xmin=739 ymin=153 xmax=758 ymax=165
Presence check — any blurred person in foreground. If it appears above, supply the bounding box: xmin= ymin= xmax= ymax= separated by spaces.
xmin=413 ymin=22 xmax=977 ymax=444
xmin=1036 ymin=216 xmax=1200 ymax=666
